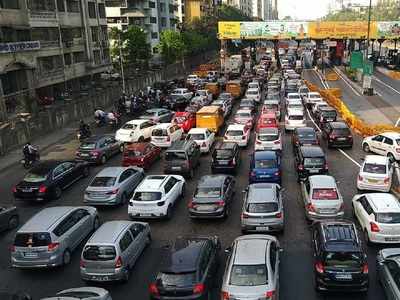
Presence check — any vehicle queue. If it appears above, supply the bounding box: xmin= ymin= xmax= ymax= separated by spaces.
xmin=4 ymin=55 xmax=400 ymax=300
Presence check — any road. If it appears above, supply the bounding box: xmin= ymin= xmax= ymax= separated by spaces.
xmin=0 ymin=74 xmax=387 ymax=300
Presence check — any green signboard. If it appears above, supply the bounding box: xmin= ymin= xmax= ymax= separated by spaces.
xmin=350 ymin=52 xmax=363 ymax=69
xmin=363 ymin=61 xmax=374 ymax=75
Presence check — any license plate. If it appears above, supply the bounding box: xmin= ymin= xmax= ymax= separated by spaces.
xmin=335 ymin=273 xmax=352 ymax=280
xmin=92 ymin=275 xmax=109 ymax=281
xmin=337 ymin=137 xmax=346 ymax=141
xmin=256 ymin=226 xmax=269 ymax=231
xmin=197 ymin=205 xmax=214 ymax=211
xmin=368 ymin=179 xmax=378 ymax=183
xmin=320 ymin=209 xmax=335 ymax=214
xmin=309 ymin=169 xmax=320 ymax=173
xmin=260 ymin=175 xmax=270 ymax=178
xmin=140 ymin=213 xmax=151 ymax=217
xmin=80 ymin=153 xmax=89 ymax=157
xmin=171 ymin=167 xmax=181 ymax=170
xmin=219 ymin=161 xmax=229 ymax=165
xmin=385 ymin=237 xmax=400 ymax=241
xmin=23 ymin=252 xmax=38 ymax=258
xmin=22 ymin=188 xmax=32 ymax=192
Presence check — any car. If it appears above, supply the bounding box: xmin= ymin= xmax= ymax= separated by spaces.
xmin=357 ymin=155 xmax=393 ymax=192
xmin=248 ymin=81 xmax=260 ymax=90
xmin=218 ymin=92 xmax=233 ymax=102
xmin=0 ymin=291 xmax=31 ymax=300
xmin=187 ymin=127 xmax=215 ymax=153
xmin=301 ymin=175 xmax=344 ymax=221
xmin=41 ymin=287 xmax=112 ymax=300
xmin=285 ymin=92 xmax=302 ymax=104
xmin=292 ymin=127 xmax=319 ymax=150
xmin=311 ymin=101 xmax=329 ymax=115
xmin=211 ymin=142 xmax=240 ymax=174
xmin=186 ymin=74 xmax=199 ymax=85
xmin=241 ymin=183 xmax=284 ymax=233
xmin=151 ymin=123 xmax=183 ymax=148
xmin=116 ymin=119 xmax=156 ymax=143
xmin=322 ymin=121 xmax=353 ymax=148
xmin=238 ymin=98 xmax=256 ymax=114
xmin=353 ymin=193 xmax=400 ymax=245
xmin=195 ymin=89 xmax=213 ymax=103
xmin=11 ymin=206 xmax=99 ymax=268
xmin=76 ymin=135 xmax=123 ymax=164
xmin=224 ymin=124 xmax=251 ymax=147
xmin=311 ymin=221 xmax=369 ymax=292
xmin=80 ymin=221 xmax=151 ymax=283
xmin=234 ymin=109 xmax=254 ymax=128
xmin=140 ymin=108 xmax=174 ymax=123
xmin=286 ymin=99 xmax=304 ymax=111
xmin=0 ymin=205 xmax=18 ymax=232
xmin=171 ymin=88 xmax=193 ymax=100
xmin=84 ymin=167 xmax=144 ymax=206
xmin=285 ymin=109 xmax=306 ymax=131
xmin=298 ymin=85 xmax=310 ymax=98
xmin=149 ymin=236 xmax=220 ymax=300
xmin=164 ymin=140 xmax=201 ymax=178
xmin=255 ymin=127 xmax=282 ymax=151
xmin=13 ymin=160 xmax=90 ymax=201
xmin=172 ymin=111 xmax=196 ymax=132
xmin=122 ymin=142 xmax=161 ymax=169
xmin=304 ymin=92 xmax=323 ymax=108
xmin=128 ymin=174 xmax=185 ymax=219
xmin=245 ymin=88 xmax=261 ymax=103
xmin=294 ymin=146 xmax=328 ymax=182
xmin=190 ymin=95 xmax=208 ymax=108
xmin=221 ymin=235 xmax=281 ymax=300
xmin=262 ymin=99 xmax=281 ymax=120
xmin=316 ymin=106 xmax=337 ymax=125
xmin=211 ymin=98 xmax=232 ymax=117
xmin=164 ymin=95 xmax=189 ymax=111
xmin=256 ymin=112 xmax=278 ymax=130
xmin=377 ymin=248 xmax=400 ymax=299
xmin=362 ymin=131 xmax=400 ymax=161
xmin=249 ymin=151 xmax=282 ymax=184
xmin=188 ymin=175 xmax=235 ymax=219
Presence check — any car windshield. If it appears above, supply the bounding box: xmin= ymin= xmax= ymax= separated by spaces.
xmin=248 ymin=202 xmax=278 ymax=213
xmin=324 ymin=252 xmax=362 ymax=268
xmin=195 ymin=186 xmax=221 ymax=198
xmin=288 ymin=104 xmax=303 ymax=110
xmin=363 ymin=163 xmax=386 ymax=174
xmin=312 ymin=188 xmax=338 ymax=200
xmin=309 ymin=94 xmax=320 ymax=99
xmin=288 ymin=94 xmax=300 ymax=99
xmin=82 ymin=245 xmax=116 ymax=261
xmin=24 ymin=170 xmax=48 ymax=182
xmin=288 ymin=115 xmax=303 ymax=120
xmin=376 ymin=213 xmax=400 ymax=224
xmin=214 ymin=149 xmax=233 ymax=159
xmin=133 ymin=192 xmax=162 ymax=201
xmin=247 ymin=91 xmax=258 ymax=95
xmin=14 ymin=232 xmax=51 ymax=247
xmin=165 ymin=151 xmax=187 ymax=160
xmin=396 ymin=139 xmax=400 ymax=146
xmin=122 ymin=123 xmax=137 ymax=130
xmin=188 ymin=133 xmax=205 ymax=140
xmin=158 ymin=272 xmax=196 ymax=287
xmin=236 ymin=112 xmax=251 ymax=118
xmin=230 ymin=264 xmax=268 ymax=286
xmin=80 ymin=142 xmax=96 ymax=150
xmin=241 ymin=101 xmax=253 ymax=106
xmin=255 ymin=159 xmax=277 ymax=169
xmin=300 ymin=88 xmax=309 ymax=93
xmin=90 ymin=176 xmax=116 ymax=187
xmin=304 ymin=158 xmax=324 ymax=167
xmin=258 ymin=134 xmax=278 ymax=141
xmin=227 ymin=130 xmax=244 ymax=136
xmin=153 ymin=129 xmax=168 ymax=136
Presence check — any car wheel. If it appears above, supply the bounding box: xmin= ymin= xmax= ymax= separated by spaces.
xmin=93 ymin=216 xmax=100 ymax=232
xmin=388 ymin=152 xmax=395 ymax=162
xmin=54 ymin=186 xmax=62 ymax=199
xmin=166 ymin=205 xmax=173 ymax=220
xmin=100 ymin=155 xmax=107 ymax=165
xmin=121 ymin=268 xmax=130 ymax=282
xmin=82 ymin=166 xmax=89 ymax=177
xmin=362 ymin=143 xmax=370 ymax=153
xmin=62 ymin=249 xmax=71 ymax=266
xmin=364 ymin=230 xmax=372 ymax=246
xmin=138 ymin=136 xmax=144 ymax=142
xmin=8 ymin=215 xmax=19 ymax=230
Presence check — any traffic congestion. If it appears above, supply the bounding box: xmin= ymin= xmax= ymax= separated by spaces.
xmin=3 ymin=49 xmax=400 ymax=300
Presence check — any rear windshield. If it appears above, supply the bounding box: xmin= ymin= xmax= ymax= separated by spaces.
xmin=264 ymin=104 xmax=278 ymax=110
xmin=165 ymin=152 xmax=187 ymax=161
xmin=321 ymin=111 xmax=337 ymax=117
xmin=124 ymin=150 xmax=143 ymax=157
xmin=14 ymin=232 xmax=51 ymax=247
xmin=82 ymin=245 xmax=116 ymax=261
xmin=236 ymin=112 xmax=251 ymax=118
xmin=230 ymin=264 xmax=268 ymax=286
xmin=158 ymin=272 xmax=196 ymax=287
xmin=255 ymin=159 xmax=277 ymax=169
xmin=153 ymin=129 xmax=168 ymax=136
xmin=24 ymin=171 xmax=48 ymax=183
xmin=122 ymin=123 xmax=137 ymax=130
xmin=258 ymin=134 xmax=278 ymax=141
xmin=333 ymin=128 xmax=350 ymax=135
xmin=80 ymin=142 xmax=96 ymax=150
xmin=195 ymin=186 xmax=221 ymax=198
xmin=90 ymin=177 xmax=116 ymax=187
xmin=288 ymin=94 xmax=300 ymax=99
xmin=298 ymin=131 xmax=315 ymax=139
xmin=227 ymin=130 xmax=244 ymax=136
xmin=363 ymin=163 xmax=386 ymax=174
xmin=247 ymin=202 xmax=278 ymax=213
xmin=173 ymin=116 xmax=187 ymax=123
xmin=309 ymin=94 xmax=321 ymax=99
xmin=241 ymin=100 xmax=253 ymax=106
xmin=288 ymin=115 xmax=303 ymax=120
xmin=214 ymin=149 xmax=233 ymax=159
xmin=312 ymin=188 xmax=338 ymax=200
xmin=133 ymin=192 xmax=162 ymax=201
xmin=246 ymin=90 xmax=258 ymax=95
xmin=304 ymin=157 xmax=325 ymax=166
xmin=288 ymin=104 xmax=303 ymax=110
xmin=376 ymin=213 xmax=400 ymax=224
xmin=188 ymin=133 xmax=205 ymax=140
xmin=324 ymin=252 xmax=362 ymax=268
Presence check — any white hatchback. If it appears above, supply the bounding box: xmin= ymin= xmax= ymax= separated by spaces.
xmin=245 ymin=88 xmax=261 ymax=103
xmin=151 ymin=123 xmax=183 ymax=148
xmin=255 ymin=127 xmax=282 ymax=151
xmin=224 ymin=124 xmax=251 ymax=147
xmin=115 ymin=120 xmax=156 ymax=143
xmin=362 ymin=131 xmax=400 ymax=161
xmin=357 ymin=155 xmax=393 ymax=192
xmin=285 ymin=109 xmax=305 ymax=131
xmin=187 ymin=128 xmax=215 ymax=153
xmin=304 ymin=92 xmax=323 ymax=107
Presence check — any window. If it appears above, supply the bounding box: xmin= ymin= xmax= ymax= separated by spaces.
xmin=73 ymin=51 xmax=86 ymax=63
xmin=57 ymin=0 xmax=65 ymax=11
xmin=372 ymin=135 xmax=384 ymax=142
xmin=28 ymin=0 xmax=55 ymax=10
xmin=88 ymin=2 xmax=96 ymax=18
xmin=159 ymin=2 xmax=164 ymax=11
xmin=119 ymin=169 xmax=134 ymax=183
xmin=164 ymin=177 xmax=178 ymax=194
xmin=149 ymin=1 xmax=155 ymax=8
xmin=53 ymin=215 xmax=76 ymax=236
xmin=98 ymin=3 xmax=106 ymax=18
xmin=53 ymin=165 xmax=65 ymax=178
xmin=83 ymin=245 xmax=116 ymax=261
xmin=384 ymin=138 xmax=394 ymax=146
xmin=64 ymin=53 xmax=72 ymax=65
xmin=150 ymin=17 xmax=157 ymax=24
xmin=71 ymin=209 xmax=89 ymax=223
xmin=169 ymin=4 xmax=174 ymax=11
xmin=151 ymin=32 xmax=158 ymax=39
xmin=199 ymin=243 xmax=212 ymax=277
xmin=0 ymin=0 xmax=19 ymax=9
xmin=91 ymin=26 xmax=99 ymax=42
xmin=62 ymin=162 xmax=75 ymax=172
xmin=93 ymin=50 xmax=101 ymax=65
xmin=119 ymin=231 xmax=133 ymax=252
xmin=66 ymin=0 xmax=80 ymax=12
xmin=270 ymin=242 xmax=277 ymax=272
xmin=129 ymin=223 xmax=144 ymax=238
xmin=161 ymin=17 xmax=166 ymax=27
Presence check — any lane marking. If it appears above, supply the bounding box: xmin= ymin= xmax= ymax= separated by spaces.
xmin=373 ymin=75 xmax=400 ymax=96
xmin=395 ymin=117 xmax=400 ymax=127
xmin=332 ymin=67 xmax=362 ymax=97
xmin=338 ymin=149 xmax=361 ymax=168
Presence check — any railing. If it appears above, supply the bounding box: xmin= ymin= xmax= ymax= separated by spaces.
xmin=28 ymin=10 xmax=57 ymax=21
xmin=36 ymin=68 xmax=64 ymax=83
xmin=40 ymin=40 xmax=60 ymax=48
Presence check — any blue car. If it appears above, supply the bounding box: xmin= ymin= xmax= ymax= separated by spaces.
xmin=249 ymin=151 xmax=281 ymax=184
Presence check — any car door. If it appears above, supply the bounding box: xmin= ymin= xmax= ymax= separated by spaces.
xmin=383 ymin=137 xmax=395 ymax=156
xmin=223 ymin=177 xmax=234 ymax=204
xmin=118 ymin=230 xmax=135 ymax=268
xmin=370 ymin=135 xmax=385 ymax=154
xmin=129 ymin=223 xmax=146 ymax=259
xmin=143 ymin=121 xmax=155 ymax=138
xmin=97 ymin=137 xmax=109 ymax=157
xmin=354 ymin=196 xmax=371 ymax=230
xmin=200 ymin=242 xmax=214 ymax=291
xmin=0 ymin=208 xmax=10 ymax=231
xmin=105 ymin=136 xmax=120 ymax=155
xmin=301 ymin=180 xmax=310 ymax=208
xmin=165 ymin=177 xmax=179 ymax=205
xmin=206 ymin=130 xmax=215 ymax=147
xmin=269 ymin=241 xmax=279 ymax=293
xmin=380 ymin=260 xmax=400 ymax=300
xmin=69 ymin=209 xmax=92 ymax=249
xmin=118 ymin=170 xmax=131 ymax=195
xmin=61 ymin=162 xmax=78 ymax=187
xmin=52 ymin=163 xmax=69 ymax=189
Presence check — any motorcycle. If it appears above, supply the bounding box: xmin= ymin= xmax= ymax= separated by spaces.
xmin=20 ymin=151 xmax=40 ymax=169
xmin=77 ymin=127 xmax=91 ymax=141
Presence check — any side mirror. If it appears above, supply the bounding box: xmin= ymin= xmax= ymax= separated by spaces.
xmin=225 ymin=247 xmax=232 ymax=254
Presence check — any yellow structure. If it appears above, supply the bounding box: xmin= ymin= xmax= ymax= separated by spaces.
xmin=184 ymin=0 xmax=212 ymax=22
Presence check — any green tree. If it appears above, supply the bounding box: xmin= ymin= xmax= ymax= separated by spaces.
xmin=158 ymin=30 xmax=186 ymax=64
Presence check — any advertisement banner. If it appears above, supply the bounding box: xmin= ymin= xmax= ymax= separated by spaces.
xmin=305 ymin=21 xmax=377 ymax=39
xmin=239 ymin=21 xmax=308 ymax=39
xmin=218 ymin=22 xmax=240 ymax=39
xmin=377 ymin=22 xmax=400 ymax=39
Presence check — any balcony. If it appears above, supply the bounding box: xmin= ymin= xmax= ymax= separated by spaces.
xmin=40 ymin=40 xmax=60 ymax=49
xmin=29 ymin=10 xmax=57 ymax=21
xmin=101 ymin=40 xmax=110 ymax=48
xmin=36 ymin=68 xmax=65 ymax=87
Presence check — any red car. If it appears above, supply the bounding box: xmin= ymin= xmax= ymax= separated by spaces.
xmin=256 ymin=112 xmax=278 ymax=131
xmin=122 ymin=143 xmax=161 ymax=169
xmin=172 ymin=111 xmax=196 ymax=132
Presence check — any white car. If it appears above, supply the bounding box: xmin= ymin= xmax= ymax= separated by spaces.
xmin=186 ymin=74 xmax=199 ymax=85
xmin=312 ymin=101 xmax=329 ymax=115
xmin=115 ymin=120 xmax=156 ymax=143
xmin=151 ymin=123 xmax=183 ymax=148
xmin=285 ymin=92 xmax=302 ymax=105
xmin=248 ymin=81 xmax=260 ymax=90
xmin=352 ymin=193 xmax=400 ymax=244
xmin=362 ymin=132 xmax=400 ymax=161
xmin=187 ymin=128 xmax=215 ymax=153
xmin=195 ymin=89 xmax=213 ymax=103
xmin=285 ymin=109 xmax=306 ymax=131
xmin=255 ymin=127 xmax=282 ymax=151
xmin=128 ymin=174 xmax=185 ymax=219
xmin=304 ymin=92 xmax=323 ymax=107
xmin=41 ymin=287 xmax=112 ymax=300
xmin=357 ymin=155 xmax=393 ymax=192
xmin=298 ymin=85 xmax=310 ymax=99
xmin=224 ymin=124 xmax=251 ymax=147
xmin=286 ymin=99 xmax=304 ymax=111
xmin=171 ymin=88 xmax=193 ymax=101
xmin=245 ymin=88 xmax=261 ymax=103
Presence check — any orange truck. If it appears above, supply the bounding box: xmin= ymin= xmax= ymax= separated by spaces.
xmin=226 ymin=80 xmax=243 ymax=99
xmin=205 ymin=82 xmax=220 ymax=99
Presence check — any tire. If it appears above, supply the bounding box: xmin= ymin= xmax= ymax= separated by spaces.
xmin=100 ymin=155 xmax=107 ymax=165
xmin=362 ymin=143 xmax=370 ymax=153
xmin=82 ymin=166 xmax=89 ymax=177
xmin=138 ymin=136 xmax=144 ymax=142
xmin=62 ymin=249 xmax=71 ymax=266
xmin=53 ymin=186 xmax=62 ymax=199
xmin=121 ymin=268 xmax=130 ymax=283
xmin=166 ymin=205 xmax=173 ymax=220
xmin=8 ymin=215 xmax=19 ymax=230
xmin=93 ymin=216 xmax=100 ymax=232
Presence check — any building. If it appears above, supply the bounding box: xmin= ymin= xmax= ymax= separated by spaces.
xmin=271 ymin=0 xmax=278 ymax=19
xmin=252 ymin=0 xmax=276 ymax=20
xmin=222 ymin=0 xmax=252 ymax=17
xmin=0 ymin=0 xmax=111 ymax=119
xmin=105 ymin=0 xmax=178 ymax=54
xmin=184 ymin=0 xmax=213 ymax=23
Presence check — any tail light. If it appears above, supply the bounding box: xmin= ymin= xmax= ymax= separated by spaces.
xmin=274 ymin=171 xmax=281 ymax=176
xmin=48 ymin=242 xmax=60 ymax=252
xmin=298 ymin=164 xmax=304 ymax=171
xmin=39 ymin=185 xmax=47 ymax=193
xmin=188 ymin=201 xmax=195 ymax=209
xmin=384 ymin=177 xmax=390 ymax=184
xmin=370 ymin=222 xmax=380 ymax=232
xmin=348 ymin=135 xmax=353 ymax=139
xmin=221 ymin=291 xmax=229 ymax=300
xmin=396 ymin=148 xmax=400 ymax=153
xmin=216 ymin=201 xmax=225 ymax=207
xmin=329 ymin=134 xmax=336 ymax=140
xmin=166 ymin=136 xmax=170 ymax=142
xmin=80 ymin=259 xmax=85 ymax=268
xmin=275 ymin=212 xmax=282 ymax=218
xmin=149 ymin=283 xmax=159 ymax=296
xmin=241 ymin=212 xmax=249 ymax=219
xmin=265 ymin=290 xmax=275 ymax=299
xmin=106 ymin=188 xmax=119 ymax=195
xmin=12 ymin=186 xmax=16 ymax=193
xmin=230 ymin=158 xmax=236 ymax=165
xmin=90 ymin=150 xmax=100 ymax=156
xmin=250 ymin=171 xmax=256 ymax=177
xmin=157 ymin=201 xmax=165 ymax=206
xmin=193 ymin=283 xmax=205 ymax=294
xmin=274 ymin=140 xmax=280 ymax=144
xmin=306 ymin=203 xmax=315 ymax=212
xmin=362 ymin=263 xmax=369 ymax=274
xmin=115 ymin=256 xmax=123 ymax=268
xmin=9 ymin=245 xmax=15 ymax=252
xmin=324 ymin=163 xmax=328 ymax=170
xmin=315 ymin=261 xmax=325 ymax=274
xmin=358 ymin=175 xmax=364 ymax=181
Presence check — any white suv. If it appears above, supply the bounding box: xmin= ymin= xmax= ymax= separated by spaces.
xmin=115 ymin=120 xmax=156 ymax=143
xmin=362 ymin=132 xmax=400 ymax=161
xmin=357 ymin=155 xmax=393 ymax=192
xmin=304 ymin=92 xmax=323 ymax=107
xmin=128 ymin=175 xmax=185 ymax=219
xmin=151 ymin=123 xmax=183 ymax=148
xmin=352 ymin=193 xmax=400 ymax=244
xmin=224 ymin=124 xmax=250 ymax=147
xmin=187 ymin=128 xmax=215 ymax=153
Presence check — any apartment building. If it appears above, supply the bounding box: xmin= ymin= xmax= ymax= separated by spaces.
xmin=105 ymin=0 xmax=178 ymax=54
xmin=222 ymin=0 xmax=252 ymax=17
xmin=0 ymin=0 xmax=111 ymax=119
xmin=252 ymin=0 xmax=277 ymax=20
xmin=184 ymin=0 xmax=214 ymax=22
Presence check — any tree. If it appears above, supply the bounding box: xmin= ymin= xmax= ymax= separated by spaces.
xmin=158 ymin=30 xmax=187 ymax=64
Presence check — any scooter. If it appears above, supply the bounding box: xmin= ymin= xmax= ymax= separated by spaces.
xmin=20 ymin=151 xmax=40 ymax=169
xmin=77 ymin=127 xmax=91 ymax=141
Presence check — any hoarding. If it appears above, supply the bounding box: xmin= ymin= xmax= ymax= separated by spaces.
xmin=376 ymin=21 xmax=400 ymax=39
xmin=218 ymin=22 xmax=240 ymax=39
xmin=239 ymin=21 xmax=308 ymax=39
xmin=308 ymin=21 xmax=376 ymax=39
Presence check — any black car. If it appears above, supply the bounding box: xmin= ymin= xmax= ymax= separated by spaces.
xmin=211 ymin=142 xmax=240 ymax=174
xmin=76 ymin=135 xmax=123 ymax=164
xmin=312 ymin=221 xmax=369 ymax=292
xmin=322 ymin=121 xmax=353 ymax=148
xmin=149 ymin=236 xmax=220 ymax=300
xmin=239 ymin=99 xmax=256 ymax=114
xmin=292 ymin=127 xmax=319 ymax=151
xmin=188 ymin=175 xmax=235 ymax=219
xmin=294 ymin=146 xmax=328 ymax=182
xmin=13 ymin=160 xmax=90 ymax=201
xmin=164 ymin=140 xmax=201 ymax=178
xmin=0 ymin=206 xmax=19 ymax=231
xmin=316 ymin=106 xmax=337 ymax=125
xmin=165 ymin=95 xmax=189 ymax=111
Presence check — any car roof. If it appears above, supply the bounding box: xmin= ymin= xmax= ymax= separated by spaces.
xmin=125 ymin=142 xmax=149 ymax=151
xmin=364 ymin=155 xmax=389 ymax=164
xmin=147 ymin=108 xmax=165 ymax=113
xmin=227 ymin=124 xmax=246 ymax=131
xmin=330 ymin=122 xmax=348 ymax=129
xmin=188 ymin=127 xmax=207 ymax=133
xmin=166 ymin=140 xmax=193 ymax=151
xmin=287 ymin=109 xmax=304 ymax=115
xmin=198 ymin=175 xmax=228 ymax=187
xmin=366 ymin=193 xmax=400 ymax=213
xmin=258 ymin=127 xmax=279 ymax=135
xmin=88 ymin=221 xmax=134 ymax=244
xmin=216 ymin=142 xmax=237 ymax=150
xmin=296 ymin=127 xmax=315 ymax=134
xmin=30 ymin=160 xmax=64 ymax=172
xmin=287 ymin=93 xmax=300 ymax=97
xmin=236 ymin=109 xmax=252 ymax=114
xmin=154 ymin=123 xmax=172 ymax=129
xmin=174 ymin=111 xmax=190 ymax=116
xmin=84 ymin=135 xmax=112 ymax=143
xmin=381 ymin=131 xmax=400 ymax=138
xmin=309 ymin=175 xmax=336 ymax=188
xmin=300 ymin=146 xmax=325 ymax=157
xmin=94 ymin=167 xmax=127 ymax=177
xmin=125 ymin=119 xmax=148 ymax=125
xmin=319 ymin=221 xmax=360 ymax=252
xmin=137 ymin=175 xmax=169 ymax=191
xmin=254 ymin=150 xmax=277 ymax=160
xmin=248 ymin=183 xmax=276 ymax=203
xmin=233 ymin=236 xmax=270 ymax=265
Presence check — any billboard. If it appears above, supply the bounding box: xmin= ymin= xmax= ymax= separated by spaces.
xmin=308 ymin=21 xmax=377 ymax=39
xmin=218 ymin=22 xmax=240 ymax=39
xmin=376 ymin=22 xmax=400 ymax=39
xmin=239 ymin=21 xmax=308 ymax=39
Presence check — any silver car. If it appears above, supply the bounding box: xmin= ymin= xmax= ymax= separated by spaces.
xmin=221 ymin=235 xmax=281 ymax=300
xmin=41 ymin=287 xmax=112 ymax=300
xmin=80 ymin=220 xmax=151 ymax=282
xmin=11 ymin=206 xmax=99 ymax=268
xmin=301 ymin=175 xmax=344 ymax=221
xmin=377 ymin=248 xmax=400 ymax=300
xmin=241 ymin=183 xmax=284 ymax=233
xmin=84 ymin=167 xmax=144 ymax=206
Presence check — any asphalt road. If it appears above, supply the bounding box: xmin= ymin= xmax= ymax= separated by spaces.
xmin=0 ymin=75 xmax=388 ymax=300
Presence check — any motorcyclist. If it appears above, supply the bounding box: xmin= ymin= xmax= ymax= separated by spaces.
xmin=79 ymin=120 xmax=90 ymax=138
xmin=23 ymin=142 xmax=38 ymax=164
xmin=94 ymin=108 xmax=106 ymax=125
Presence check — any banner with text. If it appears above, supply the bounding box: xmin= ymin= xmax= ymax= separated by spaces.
xmin=239 ymin=21 xmax=308 ymax=39
xmin=376 ymin=22 xmax=400 ymax=39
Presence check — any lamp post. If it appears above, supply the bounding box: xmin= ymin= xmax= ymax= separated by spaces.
xmin=117 ymin=21 xmax=126 ymax=93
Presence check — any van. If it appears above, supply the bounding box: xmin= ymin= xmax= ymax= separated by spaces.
xmin=226 ymin=80 xmax=243 ymax=99
xmin=80 ymin=221 xmax=151 ymax=282
xmin=196 ymin=105 xmax=224 ymax=133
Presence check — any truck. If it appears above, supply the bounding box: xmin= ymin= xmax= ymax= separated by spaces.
xmin=225 ymin=55 xmax=243 ymax=75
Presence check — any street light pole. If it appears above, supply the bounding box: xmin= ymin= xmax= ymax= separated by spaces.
xmin=362 ymin=0 xmax=373 ymax=95
xmin=117 ymin=21 xmax=126 ymax=93
xmin=366 ymin=0 xmax=372 ymax=59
